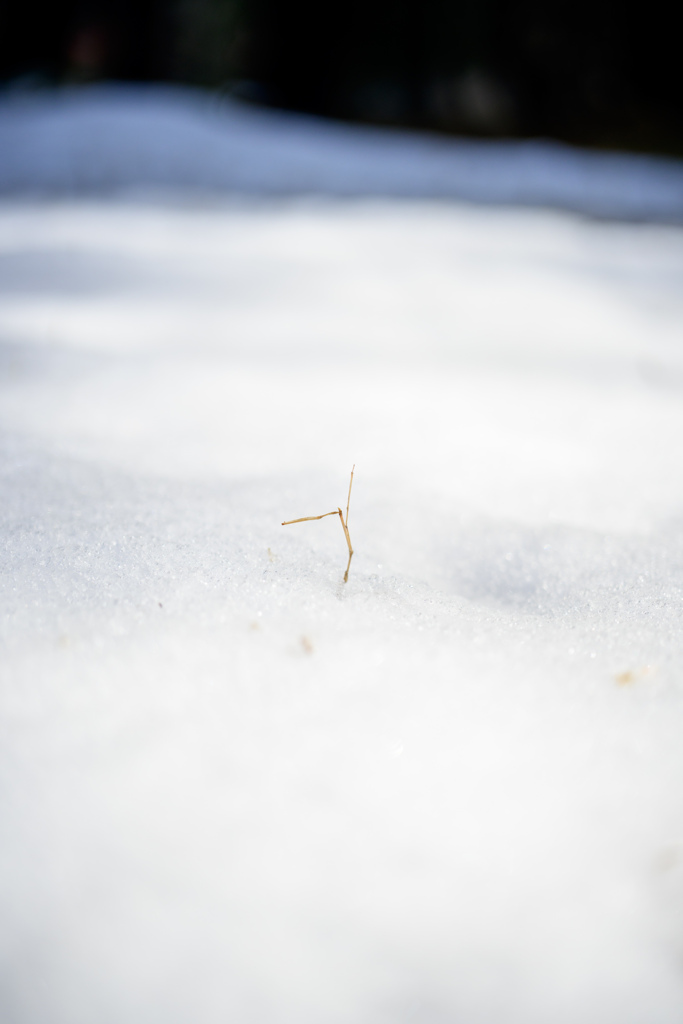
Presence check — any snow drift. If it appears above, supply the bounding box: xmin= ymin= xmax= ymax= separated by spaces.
xmin=1 ymin=84 xmax=683 ymax=220
xmin=2 ymin=89 xmax=683 ymax=1024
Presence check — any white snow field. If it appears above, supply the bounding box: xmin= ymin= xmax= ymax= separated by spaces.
xmin=2 ymin=91 xmax=683 ymax=1024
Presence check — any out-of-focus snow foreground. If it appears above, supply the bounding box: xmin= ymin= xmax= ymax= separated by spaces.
xmin=2 ymin=86 xmax=683 ymax=1024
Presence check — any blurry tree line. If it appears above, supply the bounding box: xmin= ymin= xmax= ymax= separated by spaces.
xmin=1 ymin=0 xmax=681 ymax=155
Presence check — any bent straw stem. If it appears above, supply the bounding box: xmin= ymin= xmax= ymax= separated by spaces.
xmin=345 ymin=465 xmax=355 ymax=529
xmin=337 ymin=507 xmax=354 ymax=583
xmin=280 ymin=467 xmax=355 ymax=581
xmin=282 ymin=511 xmax=339 ymax=525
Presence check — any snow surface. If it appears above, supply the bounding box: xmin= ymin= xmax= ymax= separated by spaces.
xmin=2 ymin=91 xmax=683 ymax=1024
xmin=2 ymin=84 xmax=683 ymax=221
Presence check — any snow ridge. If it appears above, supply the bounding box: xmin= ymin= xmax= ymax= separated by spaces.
xmin=1 ymin=84 xmax=683 ymax=220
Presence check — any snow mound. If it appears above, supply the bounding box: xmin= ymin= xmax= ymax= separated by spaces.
xmin=1 ymin=84 xmax=683 ymax=220
xmin=2 ymin=195 xmax=683 ymax=1023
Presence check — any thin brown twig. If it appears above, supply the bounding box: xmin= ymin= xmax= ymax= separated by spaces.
xmin=281 ymin=467 xmax=356 ymax=582
xmin=281 ymin=511 xmax=338 ymax=525
xmin=345 ymin=465 xmax=355 ymax=528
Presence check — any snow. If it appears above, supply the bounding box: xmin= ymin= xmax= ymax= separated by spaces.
xmin=2 ymin=91 xmax=683 ymax=1023
xmin=2 ymin=84 xmax=683 ymax=220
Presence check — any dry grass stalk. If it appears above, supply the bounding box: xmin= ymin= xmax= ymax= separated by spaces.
xmin=282 ymin=466 xmax=355 ymax=582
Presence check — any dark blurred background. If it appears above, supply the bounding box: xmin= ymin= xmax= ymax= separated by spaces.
xmin=0 ymin=0 xmax=680 ymax=155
